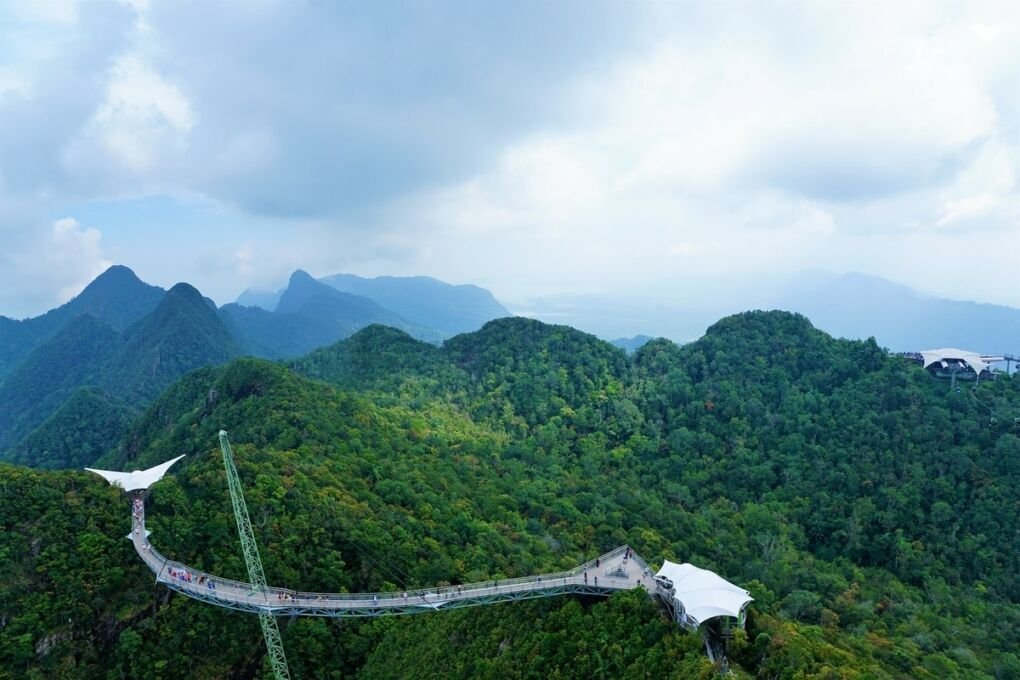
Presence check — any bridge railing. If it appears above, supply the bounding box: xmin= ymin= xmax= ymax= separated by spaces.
xmin=146 ymin=541 xmax=280 ymax=605
xmin=138 ymin=507 xmax=646 ymax=608
xmin=626 ymin=549 xmax=653 ymax=578
xmin=284 ymin=544 xmax=638 ymax=604
xmin=136 ymin=511 xmax=294 ymax=607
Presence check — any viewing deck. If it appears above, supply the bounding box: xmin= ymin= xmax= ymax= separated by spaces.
xmin=131 ymin=497 xmax=656 ymax=618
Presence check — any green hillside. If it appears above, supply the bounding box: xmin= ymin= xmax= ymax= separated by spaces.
xmin=289 ymin=324 xmax=469 ymax=402
xmin=0 ymin=283 xmax=240 ymax=466
xmin=0 ymin=265 xmax=164 ymax=383
xmin=0 ymin=314 xmax=123 ymax=451
xmin=1 ymin=311 xmax=1018 ymax=678
xmin=107 ymin=282 xmax=241 ymax=403
xmin=4 ymin=386 xmax=137 ymax=469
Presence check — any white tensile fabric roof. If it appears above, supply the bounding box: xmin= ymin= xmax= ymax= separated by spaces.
xmin=920 ymin=348 xmax=1003 ymax=375
xmin=86 ymin=454 xmax=186 ymax=492
xmin=656 ymin=560 xmax=752 ymax=626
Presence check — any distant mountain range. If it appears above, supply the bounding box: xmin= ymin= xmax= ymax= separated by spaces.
xmin=773 ymin=272 xmax=1020 ymax=354
xmin=611 ymin=335 xmax=653 ymax=353
xmin=0 ymin=265 xmax=164 ymax=379
xmin=0 ymin=265 xmax=511 ymax=466
xmin=515 ymin=272 xmax=1020 ymax=355
xmin=4 ymin=264 xmax=1018 ymax=468
xmin=237 ymin=271 xmax=510 ymax=338
xmin=223 ymin=270 xmax=438 ymax=359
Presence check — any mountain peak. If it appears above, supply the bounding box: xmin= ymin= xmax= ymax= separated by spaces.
xmin=289 ymin=269 xmax=318 ymax=286
xmin=161 ymin=282 xmax=221 ymax=315
xmin=114 ymin=281 xmax=240 ymax=402
xmin=277 ymin=270 xmax=350 ymax=315
xmin=92 ymin=264 xmax=141 ymax=284
xmin=37 ymin=265 xmax=164 ymax=333
xmin=319 ymin=272 xmax=510 ymax=336
xmin=166 ymin=281 xmax=204 ymax=300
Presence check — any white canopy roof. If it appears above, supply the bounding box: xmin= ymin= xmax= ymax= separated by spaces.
xmin=86 ymin=454 xmax=186 ymax=492
xmin=656 ymin=560 xmax=752 ymax=626
xmin=920 ymin=348 xmax=1003 ymax=375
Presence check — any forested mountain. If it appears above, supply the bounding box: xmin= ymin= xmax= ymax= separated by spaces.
xmin=319 ymin=273 xmax=510 ymax=336
xmin=0 ymin=283 xmax=240 ymax=463
xmin=107 ymin=283 xmax=241 ymax=403
xmin=2 ymin=265 xmax=481 ymax=465
xmin=237 ymin=272 xmax=510 ymax=339
xmin=31 ymin=265 xmax=166 ymax=333
xmin=289 ymin=324 xmax=467 ymax=397
xmin=218 ymin=303 xmax=319 ymax=359
xmin=3 ymin=386 xmax=137 ymax=469
xmin=2 ymin=311 xmax=1019 ymax=678
xmin=0 ymin=265 xmax=164 ymax=382
xmin=0 ymin=314 xmax=123 ymax=451
xmin=275 ymin=270 xmax=400 ymax=323
xmin=224 ymin=270 xmax=444 ymax=359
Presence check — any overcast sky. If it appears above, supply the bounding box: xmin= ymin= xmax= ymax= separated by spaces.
xmin=1 ymin=0 xmax=1018 ymax=318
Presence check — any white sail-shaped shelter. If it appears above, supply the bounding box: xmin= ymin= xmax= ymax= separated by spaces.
xmin=920 ymin=348 xmax=1003 ymax=376
xmin=654 ymin=560 xmax=752 ymax=630
xmin=86 ymin=455 xmax=186 ymax=492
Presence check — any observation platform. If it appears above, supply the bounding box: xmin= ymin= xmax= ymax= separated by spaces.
xmin=130 ymin=499 xmax=656 ymax=618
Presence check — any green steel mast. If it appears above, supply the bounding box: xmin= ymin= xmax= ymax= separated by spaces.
xmin=218 ymin=430 xmax=291 ymax=680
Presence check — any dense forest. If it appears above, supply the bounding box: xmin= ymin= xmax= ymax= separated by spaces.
xmin=2 ymin=311 xmax=1019 ymax=678
xmin=0 ymin=266 xmax=511 ymax=465
xmin=0 ymin=282 xmax=240 ymax=458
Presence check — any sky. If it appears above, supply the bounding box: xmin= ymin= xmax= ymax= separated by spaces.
xmin=1 ymin=0 xmax=1019 ymax=318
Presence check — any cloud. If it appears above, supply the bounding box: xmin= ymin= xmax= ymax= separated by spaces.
xmin=49 ymin=217 xmax=112 ymax=299
xmin=371 ymin=2 xmax=1020 ymax=305
xmin=129 ymin=0 xmax=650 ymax=217
xmin=0 ymin=215 xmax=111 ymax=318
xmin=3 ymin=1 xmax=79 ymax=25
xmin=86 ymin=54 xmax=195 ymax=173
xmin=937 ymin=193 xmax=999 ymax=227
xmin=590 ymin=3 xmax=1005 ymax=203
xmin=1 ymin=1 xmax=1019 ymax=315
xmin=0 ymin=2 xmax=134 ymax=194
xmin=417 ymin=136 xmax=605 ymax=236
xmin=234 ymin=243 xmax=255 ymax=278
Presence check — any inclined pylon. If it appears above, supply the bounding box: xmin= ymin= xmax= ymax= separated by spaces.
xmin=219 ymin=430 xmax=291 ymax=680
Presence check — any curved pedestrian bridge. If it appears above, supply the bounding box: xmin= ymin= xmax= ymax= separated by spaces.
xmin=130 ymin=498 xmax=656 ymax=618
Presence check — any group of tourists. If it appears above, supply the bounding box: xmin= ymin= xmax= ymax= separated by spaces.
xmin=168 ymin=567 xmax=215 ymax=590
xmin=169 ymin=567 xmax=195 ymax=583
xmin=150 ymin=540 xmax=643 ymax=608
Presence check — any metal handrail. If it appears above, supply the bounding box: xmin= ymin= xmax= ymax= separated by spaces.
xmin=137 ymin=508 xmax=643 ymax=609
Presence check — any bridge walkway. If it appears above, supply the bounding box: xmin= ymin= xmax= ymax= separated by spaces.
xmin=130 ymin=496 xmax=656 ymax=618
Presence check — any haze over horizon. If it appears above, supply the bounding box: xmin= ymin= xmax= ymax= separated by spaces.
xmin=2 ymin=1 xmax=1019 ymax=318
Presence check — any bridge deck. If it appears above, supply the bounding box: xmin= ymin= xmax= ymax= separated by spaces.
xmin=131 ymin=496 xmax=655 ymax=617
